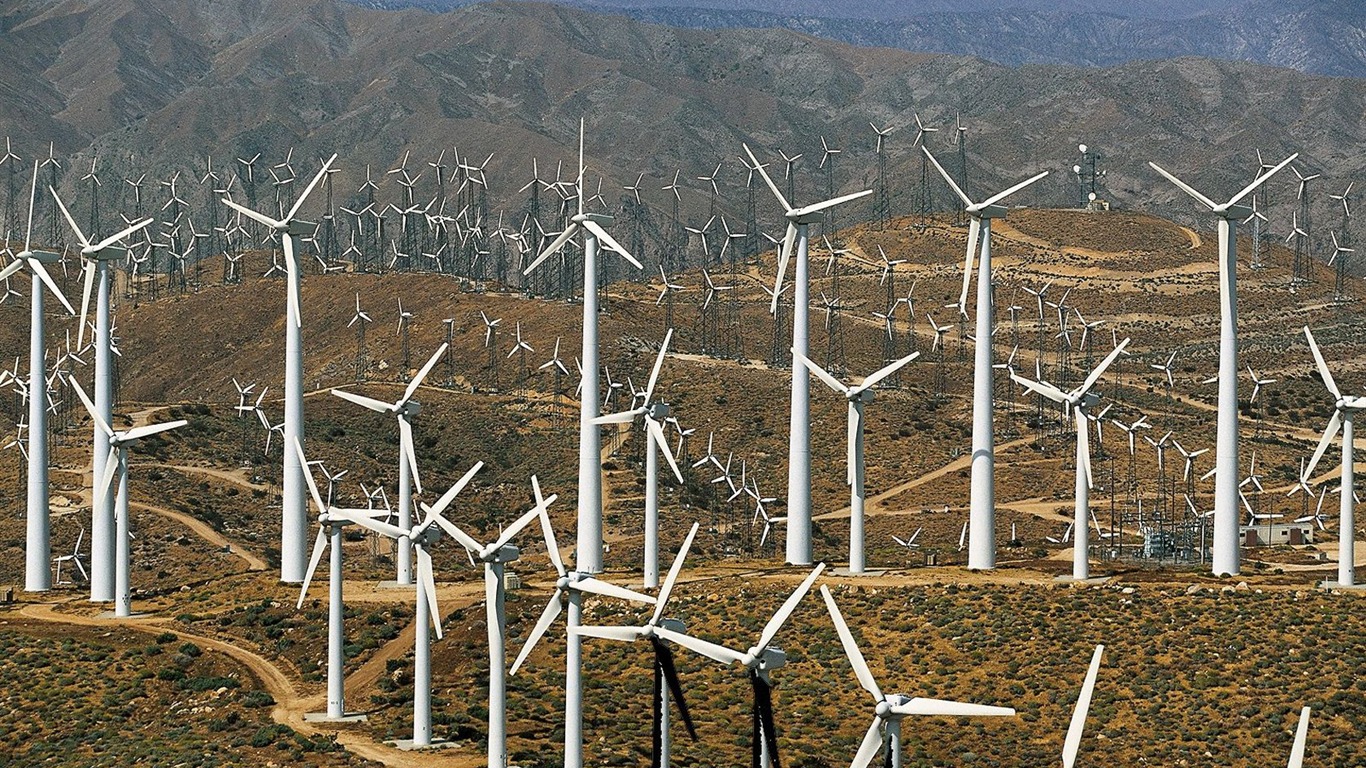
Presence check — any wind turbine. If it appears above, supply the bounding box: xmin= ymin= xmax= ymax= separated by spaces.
xmin=521 ymin=118 xmax=642 ymax=577
xmin=219 ymin=152 xmax=337 ymax=584
xmin=0 ymin=162 xmax=76 ymax=592
xmin=71 ymin=380 xmax=185 ymax=617
xmin=743 ymin=142 xmax=871 ymax=566
xmin=331 ymin=343 xmax=447 ymax=585
xmin=51 ymin=181 xmax=152 ymax=580
xmin=923 ymin=146 xmax=1048 ymax=571
xmin=1011 ymin=339 xmax=1130 ymax=580
xmin=1301 ymin=326 xmax=1363 ymax=588
xmin=343 ymin=461 xmax=484 ymax=747
xmin=647 ymin=563 xmax=825 ymax=768
xmin=510 ymin=508 xmax=656 ymax=768
xmin=293 ymin=439 xmax=385 ymax=722
xmin=427 ymin=475 xmax=557 ymax=768
xmin=594 ymin=329 xmax=684 ymax=587
xmin=821 ymin=585 xmax=1015 ymax=768
xmin=576 ymin=522 xmax=702 ymax=768
xmin=1148 ymin=151 xmax=1296 ymax=576
xmin=793 ymin=349 xmax=920 ymax=574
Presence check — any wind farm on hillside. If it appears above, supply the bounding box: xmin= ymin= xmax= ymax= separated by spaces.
xmin=1 ymin=1 xmax=1365 ymax=767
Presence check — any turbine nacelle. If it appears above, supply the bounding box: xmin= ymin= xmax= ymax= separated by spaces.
xmin=743 ymin=645 xmax=786 ymax=671
xmin=17 ymin=249 xmax=62 ymax=264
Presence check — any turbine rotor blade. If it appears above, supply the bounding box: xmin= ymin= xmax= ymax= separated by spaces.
xmin=331 ymin=388 xmax=394 ymax=413
xmin=978 ymin=170 xmax=1050 ymax=210
xmin=653 ymin=625 xmax=746 ymax=665
xmin=652 ymin=521 xmax=700 ymax=625
xmin=298 ymin=525 xmax=329 ymax=609
xmin=1063 ymin=645 xmax=1105 ymax=768
xmin=575 ymin=576 xmax=656 ymax=604
xmin=403 ymin=342 xmax=448 ymax=403
xmin=849 ymin=716 xmax=886 ymax=768
xmin=1147 ymin=162 xmax=1219 ymax=211
xmin=510 ymin=590 xmax=562 ymax=675
xmin=820 ymin=585 xmax=882 ymax=703
xmin=756 ymin=562 xmax=825 ymax=651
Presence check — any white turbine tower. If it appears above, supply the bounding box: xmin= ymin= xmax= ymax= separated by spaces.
xmin=511 ymin=503 xmax=656 ymax=768
xmin=51 ymin=185 xmax=151 ymax=602
xmin=293 ymin=439 xmax=384 ymax=722
xmin=594 ymin=329 xmax=684 ymax=587
xmin=427 ymin=475 xmax=557 ymax=768
xmin=1148 ymin=151 xmax=1296 ymax=576
xmin=923 ymin=146 xmax=1049 ymax=572
xmin=0 ymin=162 xmax=75 ymax=592
xmin=521 ymin=119 xmax=642 ymax=576
xmin=71 ymin=380 xmax=185 ymax=617
xmin=793 ymin=349 xmax=920 ymax=574
xmin=576 ymin=522 xmax=702 ymax=768
xmin=1301 ymin=326 xmax=1363 ymax=588
xmin=1011 ymin=339 xmax=1130 ymax=580
xmin=743 ymin=142 xmax=872 ymax=566
xmin=331 ymin=342 xmax=447 ymax=584
xmin=821 ymin=585 xmax=1015 ymax=768
xmin=220 ymin=153 xmax=338 ymax=584
xmin=344 ymin=461 xmax=483 ymax=747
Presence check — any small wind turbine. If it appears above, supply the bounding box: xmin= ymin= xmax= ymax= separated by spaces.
xmin=744 ymin=142 xmax=871 ymax=566
xmin=220 ymin=152 xmax=338 ymax=584
xmin=71 ymin=380 xmax=185 ymax=617
xmin=1148 ymin=150 xmax=1296 ymax=576
xmin=1301 ymin=326 xmax=1363 ymax=587
xmin=594 ymin=329 xmax=684 ymax=587
xmin=294 ymin=439 xmax=385 ymax=722
xmin=1011 ymin=339 xmax=1130 ymax=580
xmin=923 ymin=146 xmax=1048 ymax=572
xmin=343 ymin=461 xmax=484 ymax=747
xmin=821 ymin=585 xmax=1015 ymax=768
xmin=793 ymin=349 xmax=920 ymax=574
xmin=331 ymin=343 xmax=448 ymax=585
xmin=427 ymin=475 xmax=557 ymax=768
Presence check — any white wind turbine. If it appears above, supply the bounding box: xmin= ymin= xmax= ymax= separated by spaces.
xmin=71 ymin=380 xmax=185 ymax=617
xmin=511 ymin=509 xmax=656 ymax=768
xmin=821 ymin=585 xmax=1015 ymax=768
xmin=344 ymin=461 xmax=484 ymax=747
xmin=521 ymin=118 xmax=642 ymax=577
xmin=1148 ymin=151 xmax=1296 ymax=576
xmin=923 ymin=146 xmax=1049 ymax=572
xmin=0 ymin=162 xmax=76 ymax=593
xmin=576 ymin=522 xmax=702 ymax=768
xmin=650 ymin=563 xmax=825 ymax=768
xmin=52 ymin=527 xmax=88 ymax=585
xmin=594 ymin=329 xmax=684 ymax=587
xmin=219 ymin=152 xmax=337 ymax=584
xmin=51 ymin=182 xmax=152 ymax=599
xmin=743 ymin=142 xmax=872 ymax=566
xmin=793 ymin=349 xmax=920 ymax=574
xmin=1300 ymin=326 xmax=1364 ymax=588
xmin=1011 ymin=339 xmax=1130 ymax=580
xmin=427 ymin=475 xmax=557 ymax=768
xmin=331 ymin=343 xmax=447 ymax=585
xmin=293 ymin=439 xmax=386 ymax=722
